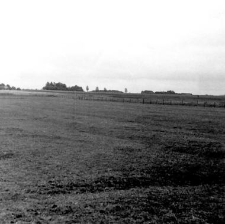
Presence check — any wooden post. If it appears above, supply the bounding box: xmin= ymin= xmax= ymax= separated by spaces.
xmin=214 ymin=102 xmax=216 ymax=107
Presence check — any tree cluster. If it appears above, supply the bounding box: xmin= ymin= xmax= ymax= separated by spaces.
xmin=0 ymin=83 xmax=21 ymax=90
xmin=142 ymin=90 xmax=176 ymax=94
xmin=86 ymin=86 xmax=127 ymax=93
xmin=43 ymin=82 xmax=84 ymax=91
xmin=91 ymin=88 xmax=123 ymax=93
xmin=155 ymin=90 xmax=176 ymax=94
xmin=141 ymin=90 xmax=154 ymax=94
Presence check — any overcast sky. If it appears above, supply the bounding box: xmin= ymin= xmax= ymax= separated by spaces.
xmin=0 ymin=0 xmax=225 ymax=95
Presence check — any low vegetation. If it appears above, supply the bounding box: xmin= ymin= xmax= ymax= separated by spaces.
xmin=0 ymin=91 xmax=224 ymax=223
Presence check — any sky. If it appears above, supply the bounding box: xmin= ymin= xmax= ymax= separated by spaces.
xmin=0 ymin=0 xmax=225 ymax=95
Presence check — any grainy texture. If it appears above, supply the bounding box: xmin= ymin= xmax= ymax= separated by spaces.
xmin=0 ymin=92 xmax=224 ymax=223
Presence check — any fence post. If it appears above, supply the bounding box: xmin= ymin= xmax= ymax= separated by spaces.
xmin=197 ymin=100 xmax=198 ymax=106
xmin=214 ymin=102 xmax=216 ymax=107
xmin=163 ymin=99 xmax=164 ymax=105
xmin=143 ymin=99 xmax=144 ymax=104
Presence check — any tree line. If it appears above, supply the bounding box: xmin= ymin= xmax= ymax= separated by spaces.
xmin=0 ymin=83 xmax=21 ymax=90
xmin=43 ymin=83 xmax=128 ymax=93
xmin=43 ymin=82 xmax=84 ymax=91
xmin=141 ymin=90 xmax=193 ymax=95
xmin=87 ymin=86 xmax=127 ymax=93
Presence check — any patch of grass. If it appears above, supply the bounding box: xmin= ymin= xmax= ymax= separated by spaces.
xmin=165 ymin=140 xmax=225 ymax=158
xmin=19 ymin=186 xmax=225 ymax=223
xmin=0 ymin=152 xmax=14 ymax=160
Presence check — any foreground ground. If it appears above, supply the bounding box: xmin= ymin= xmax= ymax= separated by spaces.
xmin=0 ymin=93 xmax=224 ymax=223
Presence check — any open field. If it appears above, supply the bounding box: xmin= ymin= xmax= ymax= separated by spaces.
xmin=3 ymin=89 xmax=225 ymax=106
xmin=0 ymin=91 xmax=225 ymax=223
xmin=30 ymin=90 xmax=225 ymax=107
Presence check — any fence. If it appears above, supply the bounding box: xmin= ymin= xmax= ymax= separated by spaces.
xmin=75 ymin=95 xmax=225 ymax=108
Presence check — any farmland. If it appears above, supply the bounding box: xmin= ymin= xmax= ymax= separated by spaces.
xmin=0 ymin=90 xmax=225 ymax=223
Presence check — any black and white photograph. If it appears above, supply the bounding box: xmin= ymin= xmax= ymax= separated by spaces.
xmin=0 ymin=0 xmax=224 ymax=223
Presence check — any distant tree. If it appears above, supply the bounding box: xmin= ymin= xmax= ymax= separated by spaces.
xmin=6 ymin=84 xmax=11 ymax=90
xmin=69 ymin=85 xmax=84 ymax=91
xmin=17 ymin=88 xmax=21 ymax=90
xmin=0 ymin=83 xmax=5 ymax=90
xmin=141 ymin=90 xmax=154 ymax=94
xmin=55 ymin=82 xmax=67 ymax=90
xmin=104 ymin=87 xmax=107 ymax=92
xmin=96 ymin=86 xmax=99 ymax=92
xmin=167 ymin=90 xmax=175 ymax=94
xmin=11 ymin=86 xmax=16 ymax=90
xmin=86 ymin=86 xmax=89 ymax=92
xmin=43 ymin=82 xmax=56 ymax=90
xmin=125 ymin=88 xmax=128 ymax=93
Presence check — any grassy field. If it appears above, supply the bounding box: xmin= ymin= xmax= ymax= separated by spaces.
xmin=10 ymin=89 xmax=225 ymax=107
xmin=75 ymin=91 xmax=225 ymax=107
xmin=0 ymin=91 xmax=224 ymax=223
